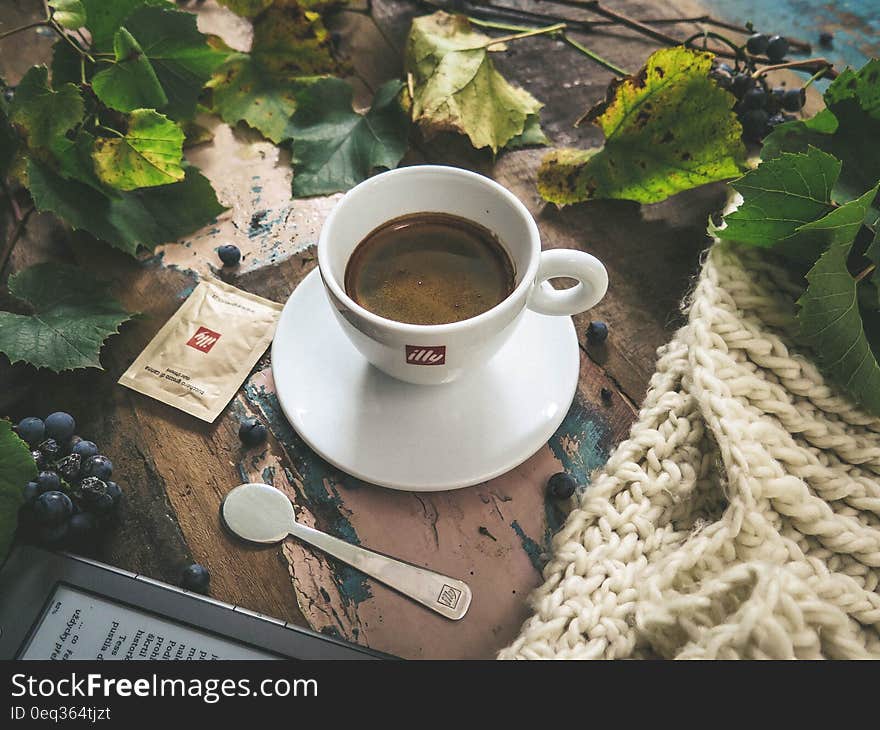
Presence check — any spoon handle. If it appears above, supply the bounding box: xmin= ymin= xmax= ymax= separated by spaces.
xmin=287 ymin=521 xmax=471 ymax=620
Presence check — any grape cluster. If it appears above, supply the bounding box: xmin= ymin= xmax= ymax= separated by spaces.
xmin=15 ymin=412 xmax=122 ymax=550
xmin=709 ymin=32 xmax=805 ymax=143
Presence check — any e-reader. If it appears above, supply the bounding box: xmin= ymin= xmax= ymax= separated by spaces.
xmin=0 ymin=546 xmax=387 ymax=660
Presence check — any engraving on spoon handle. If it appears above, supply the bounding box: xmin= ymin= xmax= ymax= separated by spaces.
xmin=288 ymin=521 xmax=471 ymax=620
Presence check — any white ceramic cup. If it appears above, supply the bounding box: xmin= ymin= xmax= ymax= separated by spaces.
xmin=317 ymin=165 xmax=608 ymax=385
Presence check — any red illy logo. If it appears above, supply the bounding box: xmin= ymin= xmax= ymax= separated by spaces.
xmin=187 ymin=326 xmax=222 ymax=353
xmin=406 ymin=345 xmax=445 ymax=365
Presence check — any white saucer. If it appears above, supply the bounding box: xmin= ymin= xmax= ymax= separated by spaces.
xmin=271 ymin=269 xmax=580 ymax=491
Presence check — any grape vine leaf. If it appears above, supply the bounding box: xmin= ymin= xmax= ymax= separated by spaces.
xmin=49 ymin=0 xmax=87 ymax=30
xmin=507 ymin=114 xmax=550 ymax=149
xmin=288 ymin=78 xmax=408 ymax=197
xmin=209 ymin=6 xmax=340 ymax=142
xmin=0 ymin=420 xmax=35 ymax=562
xmin=797 ymin=201 xmax=880 ymax=415
xmin=92 ymin=109 xmax=185 ymax=190
xmin=80 ymin=0 xmax=172 ymax=48
xmin=775 ymin=183 xmax=880 ymax=265
xmin=718 ymin=147 xmax=839 ymax=248
xmin=28 ymin=160 xmax=226 ymax=256
xmin=0 ymin=263 xmax=134 ymax=372
xmin=762 ymin=59 xmax=880 ymax=206
xmin=50 ymin=40 xmax=84 ymax=88
xmin=49 ymin=129 xmax=105 ymax=191
xmin=537 ymin=46 xmax=745 ymax=204
xmin=404 ymin=11 xmax=544 ymax=153
xmin=122 ymin=7 xmax=231 ymax=120
xmin=92 ymin=28 xmax=168 ymax=113
xmin=8 ymin=66 xmax=84 ymax=149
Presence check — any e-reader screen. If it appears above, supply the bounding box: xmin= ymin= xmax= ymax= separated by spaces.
xmin=19 ymin=584 xmax=277 ymax=660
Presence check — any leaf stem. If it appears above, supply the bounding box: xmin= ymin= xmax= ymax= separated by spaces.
xmin=0 ymin=205 xmax=35 ymax=277
xmin=0 ymin=21 xmax=48 ymax=41
xmin=561 ymin=33 xmax=628 ymax=76
xmin=49 ymin=19 xmax=95 ymax=63
xmin=467 ymin=16 xmax=538 ymax=34
xmin=855 ymin=264 xmax=876 ymax=283
xmin=751 ymin=58 xmax=837 ymax=80
xmin=682 ymin=30 xmax=743 ymax=57
xmin=480 ymin=22 xmax=567 ymax=48
xmin=96 ymin=125 xmax=124 ymax=138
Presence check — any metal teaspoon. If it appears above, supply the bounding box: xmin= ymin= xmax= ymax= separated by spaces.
xmin=221 ymin=483 xmax=472 ymax=620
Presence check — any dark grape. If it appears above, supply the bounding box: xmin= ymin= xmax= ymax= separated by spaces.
xmin=548 ymin=472 xmax=577 ymax=499
xmin=56 ymin=454 xmax=82 ymax=482
xmin=37 ymin=521 xmax=70 ymax=546
xmin=238 ymin=417 xmax=268 ymax=447
xmin=72 ymin=439 xmax=99 ymax=459
xmin=22 ymin=482 xmax=40 ymax=503
xmin=33 ymin=491 xmax=73 ymax=526
xmin=782 ymin=88 xmax=806 ymax=111
xmin=746 ymin=33 xmax=769 ymax=55
xmin=68 ymin=512 xmax=99 ymax=544
xmin=181 ymin=564 xmax=211 ymax=594
xmin=217 ymin=244 xmax=241 ymax=267
xmin=36 ymin=470 xmax=61 ymax=493
xmin=586 ymin=320 xmax=609 ymax=345
xmin=740 ymin=108 xmax=770 ymax=140
xmin=83 ymin=454 xmax=113 ymax=480
xmin=740 ymin=86 xmax=767 ymax=110
xmin=45 ymin=412 xmax=76 ymax=441
xmin=731 ymin=73 xmax=755 ymax=99
xmin=37 ymin=438 xmax=60 ymax=461
xmin=819 ymin=31 xmax=833 ymax=48
xmin=15 ymin=417 xmax=45 ymax=446
xmin=766 ymin=35 xmax=789 ymax=62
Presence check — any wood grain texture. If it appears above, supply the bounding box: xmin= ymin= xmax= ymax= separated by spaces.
xmin=0 ymin=0 xmax=786 ymax=657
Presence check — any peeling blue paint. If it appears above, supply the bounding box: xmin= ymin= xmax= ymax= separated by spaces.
xmin=510 ymin=521 xmax=544 ymax=573
xmin=178 ymin=282 xmax=197 ymax=299
xmin=261 ymin=465 xmax=276 ymax=485
xmin=241 ymin=378 xmax=372 ymax=607
xmin=548 ymin=397 xmax=611 ymax=488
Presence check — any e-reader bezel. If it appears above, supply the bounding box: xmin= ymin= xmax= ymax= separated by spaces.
xmin=0 ymin=546 xmax=387 ymax=660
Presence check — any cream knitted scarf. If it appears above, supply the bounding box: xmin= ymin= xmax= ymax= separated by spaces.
xmin=501 ymin=242 xmax=880 ymax=659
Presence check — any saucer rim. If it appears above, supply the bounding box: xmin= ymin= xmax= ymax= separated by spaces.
xmin=271 ymin=269 xmax=580 ymax=491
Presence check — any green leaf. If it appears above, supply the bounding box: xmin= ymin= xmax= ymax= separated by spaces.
xmin=216 ymin=0 xmax=273 ymax=17
xmin=718 ymin=147 xmax=839 ymax=248
xmin=123 ymin=7 xmax=230 ymax=120
xmin=289 ymin=78 xmax=408 ymax=197
xmin=28 ymin=160 xmax=226 ymax=255
xmin=797 ymin=200 xmax=880 ymax=416
xmin=49 ymin=0 xmax=87 ymax=29
xmin=506 ymin=113 xmax=549 ymax=149
xmin=404 ymin=11 xmax=542 ymax=153
xmin=92 ymin=109 xmax=184 ymax=190
xmin=50 ymin=40 xmax=84 ymax=88
xmin=762 ymin=59 xmax=880 ymax=207
xmin=0 ymin=420 xmax=36 ymax=562
xmin=9 ymin=66 xmax=83 ymax=149
xmin=537 ymin=46 xmax=745 ymax=204
xmin=209 ymin=6 xmax=340 ymax=142
xmin=81 ymin=0 xmax=172 ymax=48
xmin=824 ymin=59 xmax=880 ymax=118
xmin=210 ymin=54 xmax=304 ymax=143
xmin=49 ymin=129 xmax=104 ymax=191
xmin=0 ymin=263 xmax=134 ymax=371
xmin=92 ymin=27 xmax=168 ymax=113
xmin=776 ymin=183 xmax=880 ymax=265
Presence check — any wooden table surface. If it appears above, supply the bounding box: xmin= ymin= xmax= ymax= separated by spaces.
xmin=2 ymin=0 xmax=734 ymax=658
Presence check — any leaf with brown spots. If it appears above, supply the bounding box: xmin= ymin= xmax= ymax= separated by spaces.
xmin=208 ymin=4 xmax=342 ymax=143
xmin=92 ymin=109 xmax=185 ymax=191
xmin=538 ymin=46 xmax=745 ymax=205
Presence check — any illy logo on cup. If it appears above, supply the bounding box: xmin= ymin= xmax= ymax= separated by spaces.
xmin=406 ymin=345 xmax=446 ymax=365
xmin=187 ymin=326 xmax=222 ymax=353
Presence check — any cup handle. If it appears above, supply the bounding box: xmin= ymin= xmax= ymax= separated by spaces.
xmin=527 ymin=249 xmax=608 ymax=316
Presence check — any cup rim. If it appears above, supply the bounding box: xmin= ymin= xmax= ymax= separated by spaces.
xmin=317 ymin=165 xmax=542 ymax=335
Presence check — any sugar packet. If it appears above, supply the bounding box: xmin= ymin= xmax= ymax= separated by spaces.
xmin=118 ymin=278 xmax=282 ymax=422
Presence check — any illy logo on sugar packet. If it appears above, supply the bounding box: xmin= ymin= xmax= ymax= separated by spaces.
xmin=187 ymin=326 xmax=222 ymax=353
xmin=405 ymin=345 xmax=446 ymax=365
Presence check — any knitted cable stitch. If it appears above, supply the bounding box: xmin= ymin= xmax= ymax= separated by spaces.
xmin=500 ymin=242 xmax=880 ymax=660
